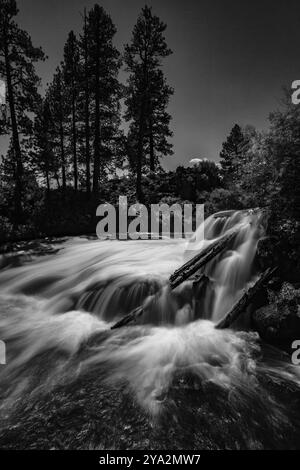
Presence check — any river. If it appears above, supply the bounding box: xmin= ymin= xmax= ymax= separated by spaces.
xmin=0 ymin=210 xmax=299 ymax=449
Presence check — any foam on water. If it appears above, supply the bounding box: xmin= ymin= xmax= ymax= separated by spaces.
xmin=0 ymin=210 xmax=299 ymax=421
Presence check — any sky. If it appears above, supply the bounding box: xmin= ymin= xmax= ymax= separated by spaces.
xmin=1 ymin=0 xmax=300 ymax=169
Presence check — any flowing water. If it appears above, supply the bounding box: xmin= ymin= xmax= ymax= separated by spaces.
xmin=0 ymin=210 xmax=300 ymax=449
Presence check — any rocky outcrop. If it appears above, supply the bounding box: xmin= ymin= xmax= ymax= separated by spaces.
xmin=252 ymin=282 xmax=300 ymax=350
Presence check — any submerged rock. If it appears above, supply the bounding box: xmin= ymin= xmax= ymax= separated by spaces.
xmin=252 ymin=282 xmax=300 ymax=349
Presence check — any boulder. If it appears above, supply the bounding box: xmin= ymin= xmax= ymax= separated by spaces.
xmin=252 ymin=282 xmax=300 ymax=350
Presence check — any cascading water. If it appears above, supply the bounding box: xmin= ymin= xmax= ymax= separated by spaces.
xmin=186 ymin=208 xmax=265 ymax=322
xmin=0 ymin=209 xmax=300 ymax=449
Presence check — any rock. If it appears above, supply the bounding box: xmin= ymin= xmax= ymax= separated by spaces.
xmin=252 ymin=282 xmax=300 ymax=349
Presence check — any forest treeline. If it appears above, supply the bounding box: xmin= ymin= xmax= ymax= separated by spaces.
xmin=0 ymin=0 xmax=299 ymax=281
xmin=0 ymin=1 xmax=173 ymax=216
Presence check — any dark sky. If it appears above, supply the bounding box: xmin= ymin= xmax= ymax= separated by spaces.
xmin=1 ymin=0 xmax=300 ymax=169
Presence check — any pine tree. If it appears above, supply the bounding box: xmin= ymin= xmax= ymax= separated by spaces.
xmin=79 ymin=8 xmax=91 ymax=195
xmin=0 ymin=139 xmax=20 ymax=220
xmin=85 ymin=5 xmax=121 ymax=197
xmin=74 ymin=9 xmax=92 ymax=196
xmin=146 ymin=68 xmax=173 ymax=172
xmin=32 ymin=98 xmax=61 ymax=195
xmin=124 ymin=6 xmax=173 ymax=200
xmin=219 ymin=124 xmax=248 ymax=184
xmin=46 ymin=67 xmax=69 ymax=193
xmin=0 ymin=0 xmax=45 ymax=223
xmin=63 ymin=31 xmax=80 ymax=191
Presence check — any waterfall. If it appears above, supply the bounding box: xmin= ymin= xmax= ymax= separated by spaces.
xmin=186 ymin=209 xmax=265 ymax=322
xmin=0 ymin=209 xmax=264 ymax=327
xmin=0 ymin=210 xmax=300 ymax=449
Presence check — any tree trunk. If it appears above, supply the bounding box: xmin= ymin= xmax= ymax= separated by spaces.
xmin=149 ymin=115 xmax=155 ymax=172
xmin=111 ymin=232 xmax=238 ymax=329
xmin=59 ymin=123 xmax=66 ymax=192
xmin=3 ymin=22 xmax=23 ymax=225
xmin=54 ymin=170 xmax=60 ymax=189
xmin=58 ymin=73 xmax=66 ymax=193
xmin=215 ymin=267 xmax=278 ymax=329
xmin=92 ymin=15 xmax=101 ymax=197
xmin=136 ymin=110 xmax=144 ymax=202
xmin=136 ymin=83 xmax=148 ymax=202
xmin=169 ymin=230 xmax=238 ymax=289
xmin=84 ymin=9 xmax=91 ymax=196
xmin=72 ymin=93 xmax=78 ymax=191
xmin=135 ymin=57 xmax=150 ymax=202
xmin=45 ymin=166 xmax=50 ymax=195
xmin=111 ymin=274 xmax=209 ymax=330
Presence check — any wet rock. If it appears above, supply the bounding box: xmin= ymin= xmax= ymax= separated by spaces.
xmin=252 ymin=283 xmax=300 ymax=349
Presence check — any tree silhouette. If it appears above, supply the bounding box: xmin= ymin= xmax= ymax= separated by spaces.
xmin=79 ymin=8 xmax=91 ymax=195
xmin=63 ymin=31 xmax=80 ymax=191
xmin=46 ymin=66 xmax=69 ymax=193
xmin=32 ymin=98 xmax=56 ymax=195
xmin=85 ymin=5 xmax=121 ymax=197
xmin=219 ymin=124 xmax=249 ymax=185
xmin=124 ymin=5 xmax=173 ymax=200
xmin=0 ymin=0 xmax=45 ymax=224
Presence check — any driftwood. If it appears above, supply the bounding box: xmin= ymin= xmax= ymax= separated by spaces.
xmin=111 ymin=232 xmax=237 ymax=329
xmin=111 ymin=274 xmax=209 ymax=330
xmin=111 ymin=305 xmax=144 ymax=329
xmin=111 ymin=210 xmax=274 ymax=331
xmin=169 ymin=230 xmax=237 ymax=289
xmin=215 ymin=266 xmax=278 ymax=329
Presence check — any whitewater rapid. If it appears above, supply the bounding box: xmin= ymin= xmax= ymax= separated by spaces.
xmin=0 ymin=209 xmax=300 ymax=432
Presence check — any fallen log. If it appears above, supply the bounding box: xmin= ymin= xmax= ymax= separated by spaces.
xmin=111 ymin=274 xmax=209 ymax=330
xmin=169 ymin=230 xmax=237 ymax=289
xmin=111 ymin=232 xmax=237 ymax=329
xmin=215 ymin=266 xmax=278 ymax=330
xmin=111 ymin=305 xmax=144 ymax=329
